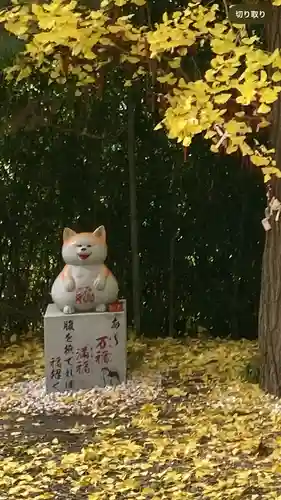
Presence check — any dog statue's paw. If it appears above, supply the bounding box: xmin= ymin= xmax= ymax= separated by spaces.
xmin=93 ymin=276 xmax=106 ymax=291
xmin=63 ymin=305 xmax=75 ymax=314
xmin=65 ymin=279 xmax=75 ymax=292
xmin=95 ymin=304 xmax=106 ymax=313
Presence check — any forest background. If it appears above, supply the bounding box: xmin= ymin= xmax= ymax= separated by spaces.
xmin=0 ymin=0 xmax=267 ymax=344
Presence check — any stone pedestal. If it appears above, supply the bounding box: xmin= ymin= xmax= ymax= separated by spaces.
xmin=44 ymin=300 xmax=127 ymax=393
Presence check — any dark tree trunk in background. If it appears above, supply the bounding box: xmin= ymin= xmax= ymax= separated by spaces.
xmin=127 ymin=91 xmax=141 ymax=335
xmin=259 ymin=8 xmax=281 ymax=395
xmin=168 ymin=164 xmax=176 ymax=337
xmin=168 ymin=234 xmax=175 ymax=336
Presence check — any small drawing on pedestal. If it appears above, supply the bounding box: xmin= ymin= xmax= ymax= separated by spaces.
xmin=101 ymin=367 xmax=120 ymax=387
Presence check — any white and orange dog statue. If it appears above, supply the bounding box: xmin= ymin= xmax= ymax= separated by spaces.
xmin=51 ymin=226 xmax=119 ymax=314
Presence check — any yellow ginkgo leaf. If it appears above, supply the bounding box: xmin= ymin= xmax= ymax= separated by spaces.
xmin=167 ymin=387 xmax=187 ymax=396
xmin=114 ymin=0 xmax=128 ymax=6
xmin=178 ymin=47 xmax=188 ymax=56
xmin=168 ymin=58 xmax=182 ymax=69
xmin=154 ymin=122 xmax=163 ymax=131
xmin=157 ymin=73 xmax=177 ymax=85
xmin=239 ymin=142 xmax=253 ymax=156
xmin=16 ymin=66 xmax=32 ymax=81
xmin=183 ymin=137 xmax=191 ymax=147
xmin=257 ymin=103 xmax=271 ymax=114
xmin=213 ymin=93 xmax=232 ymax=104
xmin=272 ymin=71 xmax=281 ymax=82
xmin=260 ymin=87 xmax=280 ymax=104
xmin=257 ymin=119 xmax=270 ymax=130
xmin=241 ymin=36 xmax=258 ymax=45
xmin=132 ymin=0 xmax=146 ymax=5
xmin=212 ymin=38 xmax=236 ymax=55
xmin=250 ymin=154 xmax=270 ymax=166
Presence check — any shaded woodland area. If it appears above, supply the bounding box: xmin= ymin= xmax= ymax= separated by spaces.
xmin=0 ymin=0 xmax=268 ymax=342
xmin=0 ymin=74 xmax=265 ymax=340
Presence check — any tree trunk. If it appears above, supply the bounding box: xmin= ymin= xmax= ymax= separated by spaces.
xmin=127 ymin=90 xmax=141 ymax=335
xmin=259 ymin=7 xmax=281 ymax=395
xmin=168 ymin=233 xmax=175 ymax=337
xmin=168 ymin=163 xmax=176 ymax=337
xmin=259 ymin=180 xmax=281 ymax=395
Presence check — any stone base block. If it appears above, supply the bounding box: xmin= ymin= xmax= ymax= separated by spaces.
xmin=44 ymin=300 xmax=127 ymax=393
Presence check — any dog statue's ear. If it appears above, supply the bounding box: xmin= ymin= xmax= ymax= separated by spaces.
xmin=93 ymin=225 xmax=106 ymax=243
xmin=63 ymin=228 xmax=76 ymax=242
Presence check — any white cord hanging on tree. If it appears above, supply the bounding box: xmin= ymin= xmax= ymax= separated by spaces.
xmin=214 ymin=125 xmax=229 ymax=149
xmin=270 ymin=197 xmax=281 ymax=221
xmin=262 ymin=194 xmax=281 ymax=231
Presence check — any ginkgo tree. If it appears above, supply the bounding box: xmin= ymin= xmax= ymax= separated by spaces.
xmin=1 ymin=0 xmax=281 ymax=180
xmin=1 ymin=0 xmax=281 ymax=394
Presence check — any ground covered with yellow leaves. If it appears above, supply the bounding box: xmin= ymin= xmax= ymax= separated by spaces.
xmin=0 ymin=334 xmax=281 ymax=499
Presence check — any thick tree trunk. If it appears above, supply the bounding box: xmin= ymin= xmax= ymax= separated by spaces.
xmin=259 ymin=181 xmax=281 ymax=395
xmin=259 ymin=7 xmax=281 ymax=395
